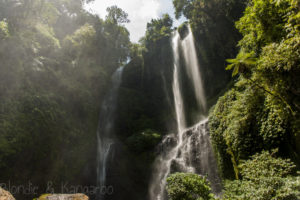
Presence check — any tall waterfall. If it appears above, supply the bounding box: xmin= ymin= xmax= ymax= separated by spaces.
xmin=172 ymin=32 xmax=186 ymax=134
xmin=181 ymin=26 xmax=206 ymax=113
xmin=96 ymin=66 xmax=124 ymax=200
xmin=149 ymin=27 xmax=221 ymax=200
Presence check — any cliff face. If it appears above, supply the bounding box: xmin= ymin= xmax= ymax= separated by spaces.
xmin=102 ymin=38 xmax=175 ymax=200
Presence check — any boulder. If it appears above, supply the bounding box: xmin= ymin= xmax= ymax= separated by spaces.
xmin=0 ymin=187 xmax=15 ymax=200
xmin=37 ymin=194 xmax=88 ymax=200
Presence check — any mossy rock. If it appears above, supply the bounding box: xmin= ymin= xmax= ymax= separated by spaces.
xmin=34 ymin=194 xmax=51 ymax=200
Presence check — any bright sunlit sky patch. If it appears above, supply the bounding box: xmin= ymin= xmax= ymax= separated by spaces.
xmin=84 ymin=0 xmax=186 ymax=42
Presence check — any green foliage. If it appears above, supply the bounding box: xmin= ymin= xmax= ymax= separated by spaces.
xmin=224 ymin=150 xmax=300 ymax=200
xmin=256 ymin=35 xmax=300 ymax=114
xmin=173 ymin=0 xmax=194 ymax=19
xmin=239 ymin=149 xmax=296 ymax=179
xmin=35 ymin=23 xmax=61 ymax=49
xmin=142 ymin=13 xmax=173 ymax=71
xmin=286 ymin=0 xmax=300 ymax=35
xmin=259 ymin=36 xmax=300 ymax=72
xmin=166 ymin=173 xmax=215 ymax=200
xmin=224 ymin=176 xmax=300 ymax=200
xmin=0 ymin=20 xmax=9 ymax=39
xmin=173 ymin=0 xmax=244 ymax=22
xmin=0 ymin=0 xmax=131 ymax=194
xmin=106 ymin=5 xmax=130 ymax=24
xmin=209 ymin=82 xmax=295 ymax=178
xmin=145 ymin=14 xmax=173 ymax=47
xmin=67 ymin=23 xmax=96 ymax=47
xmin=129 ymin=43 xmax=144 ymax=59
xmin=236 ymin=0 xmax=294 ymax=53
xmin=209 ymin=90 xmax=237 ymax=179
xmin=125 ymin=130 xmax=162 ymax=153
xmin=173 ymin=0 xmax=247 ymax=100
xmin=236 ymin=0 xmax=299 ymax=123
xmin=210 ymin=0 xmax=300 ymax=181
xmin=226 ymin=51 xmax=257 ymax=76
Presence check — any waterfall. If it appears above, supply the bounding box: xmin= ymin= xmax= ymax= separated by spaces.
xmin=149 ymin=27 xmax=221 ymax=200
xmin=181 ymin=26 xmax=206 ymax=113
xmin=96 ymin=66 xmax=124 ymax=200
xmin=172 ymin=32 xmax=186 ymax=134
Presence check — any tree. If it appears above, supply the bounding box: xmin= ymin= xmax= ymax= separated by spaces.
xmin=106 ymin=5 xmax=130 ymax=24
xmin=144 ymin=14 xmax=173 ymax=48
xmin=173 ymin=0 xmax=194 ymax=19
xmin=173 ymin=0 xmax=246 ymax=25
xmin=209 ymin=0 xmax=300 ymax=185
xmin=0 ymin=0 xmax=132 ymax=197
xmin=236 ymin=0 xmax=294 ymax=53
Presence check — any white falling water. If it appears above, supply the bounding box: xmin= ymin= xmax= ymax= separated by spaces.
xmin=149 ymin=27 xmax=221 ymax=200
xmin=172 ymin=32 xmax=186 ymax=134
xmin=182 ymin=26 xmax=207 ymax=113
xmin=149 ymin=33 xmax=187 ymax=200
xmin=96 ymin=66 xmax=124 ymax=200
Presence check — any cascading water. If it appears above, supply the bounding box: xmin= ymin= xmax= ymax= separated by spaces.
xmin=181 ymin=26 xmax=206 ymax=113
xmin=149 ymin=27 xmax=221 ymax=200
xmin=96 ymin=66 xmax=124 ymax=200
xmin=172 ymin=32 xmax=186 ymax=134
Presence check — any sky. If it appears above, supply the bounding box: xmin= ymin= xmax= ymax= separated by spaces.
xmin=84 ymin=0 xmax=186 ymax=43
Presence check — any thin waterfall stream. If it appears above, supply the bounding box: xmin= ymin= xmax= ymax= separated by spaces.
xmin=149 ymin=27 xmax=221 ymax=200
xmin=96 ymin=66 xmax=124 ymax=200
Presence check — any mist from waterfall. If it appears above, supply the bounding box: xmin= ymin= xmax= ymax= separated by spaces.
xmin=149 ymin=27 xmax=221 ymax=200
xmin=96 ymin=66 xmax=124 ymax=200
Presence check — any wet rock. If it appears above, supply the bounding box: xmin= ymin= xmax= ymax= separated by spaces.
xmin=155 ymin=134 xmax=178 ymax=155
xmin=0 ymin=187 xmax=15 ymax=200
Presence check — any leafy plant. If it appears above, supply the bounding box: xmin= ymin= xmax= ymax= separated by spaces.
xmin=224 ymin=150 xmax=300 ymax=200
xmin=226 ymin=51 xmax=257 ymax=76
xmin=125 ymin=130 xmax=162 ymax=153
xmin=209 ymin=0 xmax=300 ymax=182
xmin=166 ymin=173 xmax=215 ymax=200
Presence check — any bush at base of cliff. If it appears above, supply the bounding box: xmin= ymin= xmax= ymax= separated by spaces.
xmin=224 ymin=150 xmax=300 ymax=200
xmin=125 ymin=130 xmax=162 ymax=153
xmin=166 ymin=173 xmax=215 ymax=200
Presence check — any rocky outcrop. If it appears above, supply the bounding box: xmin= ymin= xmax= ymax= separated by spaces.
xmin=37 ymin=194 xmax=88 ymax=200
xmin=151 ymin=120 xmax=223 ymax=195
xmin=0 ymin=187 xmax=15 ymax=200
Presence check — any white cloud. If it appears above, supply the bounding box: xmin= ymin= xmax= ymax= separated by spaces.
xmin=84 ymin=0 xmax=186 ymax=42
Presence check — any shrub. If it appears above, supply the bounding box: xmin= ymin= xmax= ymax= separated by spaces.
xmin=166 ymin=173 xmax=215 ymax=200
xmin=224 ymin=150 xmax=300 ymax=200
xmin=125 ymin=130 xmax=161 ymax=153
